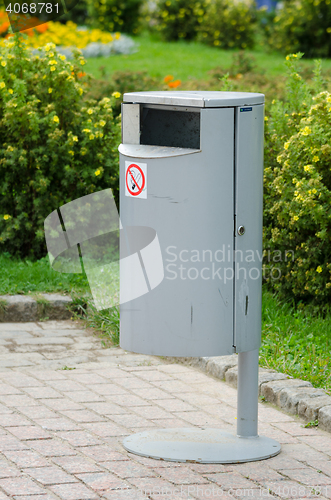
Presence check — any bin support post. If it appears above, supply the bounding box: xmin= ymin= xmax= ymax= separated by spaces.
xmin=123 ymin=346 xmax=281 ymax=463
xmin=237 ymin=348 xmax=259 ymax=438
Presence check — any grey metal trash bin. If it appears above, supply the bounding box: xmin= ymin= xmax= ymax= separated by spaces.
xmin=119 ymin=91 xmax=281 ymax=463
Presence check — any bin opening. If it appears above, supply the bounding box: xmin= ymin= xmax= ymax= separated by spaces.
xmin=140 ymin=107 xmax=200 ymax=150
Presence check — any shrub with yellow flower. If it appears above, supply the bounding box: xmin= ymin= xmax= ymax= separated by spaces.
xmin=0 ymin=33 xmax=120 ymax=259
xmin=264 ymin=65 xmax=331 ymax=312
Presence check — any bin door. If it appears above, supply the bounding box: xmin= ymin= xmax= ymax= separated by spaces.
xmin=234 ymin=104 xmax=264 ymax=353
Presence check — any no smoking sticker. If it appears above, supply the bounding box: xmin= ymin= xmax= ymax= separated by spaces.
xmin=125 ymin=162 xmax=147 ymax=199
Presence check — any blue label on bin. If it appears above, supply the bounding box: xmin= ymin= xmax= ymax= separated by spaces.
xmin=240 ymin=107 xmax=253 ymax=112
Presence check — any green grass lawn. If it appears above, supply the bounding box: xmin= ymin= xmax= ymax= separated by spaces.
xmin=0 ymin=253 xmax=89 ymax=296
xmin=85 ymin=32 xmax=331 ymax=82
xmin=1 ymin=253 xmax=330 ymax=395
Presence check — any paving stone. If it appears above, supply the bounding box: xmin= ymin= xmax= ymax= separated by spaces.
xmin=57 ymin=431 xmax=103 ymax=447
xmin=34 ymin=417 xmax=80 ymax=432
xmin=75 ymin=472 xmax=126 ymax=491
xmin=38 ymin=399 xmax=84 ymax=411
xmin=22 ymin=387 xmax=64 ymax=399
xmin=59 ymin=410 xmax=107 ymax=423
xmin=0 ymin=403 xmax=14 ymax=414
xmin=102 ymin=490 xmax=148 ymax=500
xmin=7 ymin=425 xmax=51 ymax=440
xmin=0 ymin=434 xmax=30 ymax=451
xmin=81 ymin=446 xmax=130 ymax=463
xmin=0 ymin=462 xmax=20 ymax=478
xmin=0 ymin=384 xmax=22 ymax=395
xmin=153 ymin=466 xmax=209 ymax=484
xmin=63 ymin=391 xmax=105 ymax=403
xmin=0 ymin=413 xmax=32 ymax=428
xmin=51 ymin=456 xmax=104 ymax=474
xmin=29 ymin=439 xmax=77 ymax=457
xmin=0 ymin=373 xmax=43 ymax=387
xmin=260 ymin=379 xmax=312 ymax=405
xmin=262 ymin=480 xmax=326 ymax=498
xmin=0 ymin=394 xmax=39 ymax=407
xmin=205 ymin=355 xmax=239 ymax=380
xmin=13 ymin=496 xmax=58 ymax=500
xmin=278 ymin=387 xmax=327 ymax=414
xmin=46 ymin=380 xmax=86 ymax=392
xmin=204 ymin=472 xmax=258 ymax=490
xmin=0 ymin=477 xmax=45 ymax=495
xmin=154 ymin=399 xmax=197 ymax=412
xmin=281 ymin=468 xmax=331 ymax=486
xmin=3 ymin=449 xmax=49 ymax=467
xmin=107 ymin=414 xmax=155 ymax=429
xmin=25 ymin=369 xmax=67 ymax=381
xmin=0 ymin=296 xmax=38 ymax=323
xmin=87 ymin=384 xmax=128 ymax=396
xmin=24 ymin=466 xmax=79 ymax=485
xmin=49 ymin=483 xmax=100 ymax=500
xmin=102 ymin=461 xmax=157 ymax=478
xmin=84 ymin=402 xmax=129 ymax=415
xmin=298 ymin=397 xmax=331 ymax=422
xmin=127 ymin=477 xmax=178 ymax=497
xmin=14 ymin=337 xmax=74 ymax=345
xmin=130 ymin=406 xmax=174 ymax=420
xmin=319 ymin=406 xmax=331 ymax=434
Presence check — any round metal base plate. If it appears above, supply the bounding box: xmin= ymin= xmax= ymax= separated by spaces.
xmin=123 ymin=428 xmax=281 ymax=463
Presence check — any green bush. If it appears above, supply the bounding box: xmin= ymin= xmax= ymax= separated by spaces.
xmin=270 ymin=0 xmax=331 ymax=58
xmin=58 ymin=0 xmax=89 ymax=26
xmin=150 ymin=0 xmax=207 ymax=41
xmin=198 ymin=0 xmax=257 ymax=49
xmin=86 ymin=0 xmax=143 ymax=34
xmin=0 ymin=34 xmax=121 ymax=260
xmin=263 ymin=54 xmax=331 ymax=313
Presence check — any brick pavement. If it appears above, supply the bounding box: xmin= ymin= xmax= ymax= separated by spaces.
xmin=0 ymin=320 xmax=329 ymax=499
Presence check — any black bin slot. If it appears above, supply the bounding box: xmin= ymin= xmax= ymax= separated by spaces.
xmin=140 ymin=108 xmax=200 ymax=149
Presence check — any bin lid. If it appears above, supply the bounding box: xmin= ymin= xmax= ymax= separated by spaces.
xmin=123 ymin=91 xmax=264 ymax=108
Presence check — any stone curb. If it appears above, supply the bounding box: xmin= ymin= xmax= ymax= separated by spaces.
xmin=169 ymin=355 xmax=331 ymax=433
xmin=0 ymin=294 xmax=73 ymax=322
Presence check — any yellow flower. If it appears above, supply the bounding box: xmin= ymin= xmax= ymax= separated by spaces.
xmin=87 ymin=108 xmax=93 ymax=115
xmin=327 ymin=96 xmax=331 ymax=103
xmin=312 ymin=155 xmax=319 ymax=162
xmin=58 ymin=54 xmax=66 ymax=60
xmin=50 ymin=67 xmax=56 ymax=72
xmin=1 ymin=61 xmax=6 ymax=67
xmin=53 ymin=115 xmax=60 ymax=123
xmin=49 ymin=60 xmax=57 ymax=65
xmin=69 ymin=150 xmax=74 ymax=155
xmin=0 ymin=82 xmax=5 ymax=89
xmin=95 ymin=169 xmax=101 ymax=176
xmin=293 ymin=215 xmax=299 ymax=221
xmin=83 ymin=129 xmax=91 ymax=133
xmin=73 ymin=136 xmax=78 ymax=142
xmin=80 ymin=59 xmax=86 ymax=66
xmin=78 ymin=88 xmax=83 ymax=96
xmin=264 ymin=116 xmax=268 ymax=121
xmin=112 ymin=91 xmax=121 ymax=98
xmin=99 ymin=120 xmax=106 ymax=127
xmin=277 ymin=155 xmax=282 ymax=164
xmin=48 ymin=88 xmax=52 ymax=93
xmin=317 ymin=266 xmax=322 ymax=273
xmin=284 ymin=141 xmax=290 ymax=150
xmin=301 ymin=126 xmax=311 ymax=136
xmin=89 ymin=134 xmax=95 ymax=140
xmin=8 ymin=89 xmax=13 ymax=94
xmin=3 ymin=215 xmax=10 ymax=220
